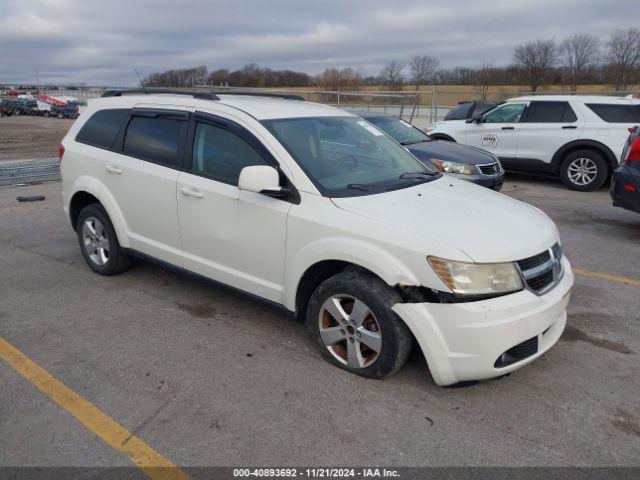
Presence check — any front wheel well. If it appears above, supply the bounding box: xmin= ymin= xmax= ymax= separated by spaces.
xmin=295 ymin=261 xmax=396 ymax=322
xmin=69 ymin=191 xmax=101 ymax=231
xmin=430 ymin=133 xmax=456 ymax=142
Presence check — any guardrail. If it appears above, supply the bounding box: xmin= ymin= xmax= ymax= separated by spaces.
xmin=0 ymin=158 xmax=60 ymax=186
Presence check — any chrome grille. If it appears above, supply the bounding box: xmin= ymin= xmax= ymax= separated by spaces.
xmin=477 ymin=162 xmax=501 ymax=175
xmin=516 ymin=243 xmax=563 ymax=295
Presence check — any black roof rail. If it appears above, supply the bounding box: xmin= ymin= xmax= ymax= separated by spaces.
xmin=101 ymin=88 xmax=219 ymax=100
xmin=209 ymin=90 xmax=306 ymax=101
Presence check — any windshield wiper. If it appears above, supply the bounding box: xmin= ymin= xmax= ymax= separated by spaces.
xmin=398 ymin=171 xmax=438 ymax=179
xmin=346 ymin=183 xmax=371 ymax=192
xmin=400 ymin=140 xmax=427 ymax=146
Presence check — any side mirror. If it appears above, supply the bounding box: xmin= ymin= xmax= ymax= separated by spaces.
xmin=238 ymin=165 xmax=289 ymax=198
xmin=466 ymin=117 xmax=481 ymax=124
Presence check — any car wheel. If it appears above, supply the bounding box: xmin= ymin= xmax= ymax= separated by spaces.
xmin=306 ymin=269 xmax=413 ymax=379
xmin=43 ymin=111 xmax=50 ymax=117
xmin=560 ymin=149 xmax=608 ymax=191
xmin=57 ymin=112 xmax=64 ymax=119
xmin=77 ymin=204 xmax=132 ymax=276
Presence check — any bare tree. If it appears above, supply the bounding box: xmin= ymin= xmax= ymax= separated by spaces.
xmin=560 ymin=34 xmax=599 ymax=92
xmin=608 ymin=28 xmax=640 ymax=91
xmin=316 ymin=67 xmax=362 ymax=91
xmin=475 ymin=62 xmax=493 ymax=99
xmin=513 ymin=38 xmax=557 ymax=92
xmin=409 ymin=55 xmax=439 ymax=90
xmin=380 ymin=61 xmax=405 ymax=90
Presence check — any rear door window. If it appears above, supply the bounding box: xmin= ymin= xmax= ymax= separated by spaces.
xmin=122 ymin=113 xmax=186 ymax=167
xmin=586 ymin=104 xmax=640 ymax=123
xmin=75 ymin=109 xmax=130 ymax=149
xmin=523 ymin=101 xmax=577 ymax=123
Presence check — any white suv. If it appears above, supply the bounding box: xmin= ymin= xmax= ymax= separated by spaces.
xmin=428 ymin=95 xmax=640 ymax=191
xmin=60 ymin=90 xmax=573 ymax=386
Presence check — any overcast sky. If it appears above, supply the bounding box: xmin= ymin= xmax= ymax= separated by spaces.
xmin=0 ymin=0 xmax=636 ymax=85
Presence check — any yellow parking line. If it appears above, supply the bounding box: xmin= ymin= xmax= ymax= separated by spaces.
xmin=573 ymin=268 xmax=640 ymax=287
xmin=0 ymin=336 xmax=190 ymax=480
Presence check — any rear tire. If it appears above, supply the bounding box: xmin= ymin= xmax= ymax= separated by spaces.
xmin=57 ymin=112 xmax=64 ymax=119
xmin=560 ymin=149 xmax=608 ymax=191
xmin=77 ymin=204 xmax=131 ymax=276
xmin=43 ymin=111 xmax=50 ymax=118
xmin=306 ymin=269 xmax=413 ymax=379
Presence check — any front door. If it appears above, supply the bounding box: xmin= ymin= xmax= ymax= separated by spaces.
xmin=177 ymin=114 xmax=291 ymax=303
xmin=465 ymin=102 xmax=528 ymax=161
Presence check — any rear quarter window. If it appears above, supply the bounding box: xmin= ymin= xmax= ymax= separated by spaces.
xmin=75 ymin=109 xmax=130 ymax=149
xmin=586 ymin=104 xmax=640 ymax=123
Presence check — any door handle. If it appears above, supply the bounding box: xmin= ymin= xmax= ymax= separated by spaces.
xmin=562 ymin=125 xmax=577 ymax=129
xmin=105 ymin=165 xmax=122 ymax=174
xmin=501 ymin=126 xmax=514 ymax=130
xmin=180 ymin=187 xmax=204 ymax=199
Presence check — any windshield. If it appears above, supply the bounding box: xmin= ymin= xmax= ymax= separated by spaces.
xmin=365 ymin=116 xmax=430 ymax=145
xmin=263 ymin=116 xmax=440 ymax=197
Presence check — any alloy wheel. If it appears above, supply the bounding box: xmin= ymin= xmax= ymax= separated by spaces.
xmin=318 ymin=294 xmax=382 ymax=369
xmin=567 ymin=157 xmax=598 ymax=186
xmin=82 ymin=217 xmax=110 ymax=266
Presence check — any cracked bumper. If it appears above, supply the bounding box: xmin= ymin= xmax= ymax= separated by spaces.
xmin=392 ymin=257 xmax=573 ymax=386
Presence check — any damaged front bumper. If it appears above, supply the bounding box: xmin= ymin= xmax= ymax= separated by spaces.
xmin=392 ymin=257 xmax=574 ymax=386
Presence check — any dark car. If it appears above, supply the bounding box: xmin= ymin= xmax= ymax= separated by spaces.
xmin=351 ymin=111 xmax=504 ymax=190
xmin=50 ymin=103 xmax=79 ymax=119
xmin=444 ymin=100 xmax=497 ymax=121
xmin=15 ymin=98 xmax=38 ymax=115
xmin=610 ymin=125 xmax=640 ymax=214
xmin=0 ymin=99 xmax=20 ymax=116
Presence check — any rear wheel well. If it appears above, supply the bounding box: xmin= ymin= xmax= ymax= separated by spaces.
xmin=69 ymin=192 xmax=101 ymax=231
xmin=553 ymin=142 xmax=617 ymax=175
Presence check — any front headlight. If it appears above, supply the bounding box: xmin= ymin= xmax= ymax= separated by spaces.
xmin=430 ymin=159 xmax=476 ymax=175
xmin=427 ymin=257 xmax=523 ymax=296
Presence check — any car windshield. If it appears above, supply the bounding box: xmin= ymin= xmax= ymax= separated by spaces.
xmin=263 ymin=116 xmax=440 ymax=197
xmin=365 ymin=116 xmax=431 ymax=145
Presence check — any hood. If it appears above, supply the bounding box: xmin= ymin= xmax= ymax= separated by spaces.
xmin=408 ymin=139 xmax=497 ymax=166
xmin=331 ymin=177 xmax=558 ymax=263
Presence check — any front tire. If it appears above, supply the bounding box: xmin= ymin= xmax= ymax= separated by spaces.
xmin=77 ymin=204 xmax=131 ymax=275
xmin=306 ymin=270 xmax=413 ymax=379
xmin=560 ymin=149 xmax=608 ymax=191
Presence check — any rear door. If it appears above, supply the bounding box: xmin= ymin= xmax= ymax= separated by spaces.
xmin=464 ymin=102 xmax=527 ymax=160
xmin=103 ymin=108 xmax=188 ymax=265
xmin=517 ymin=101 xmax=582 ymax=165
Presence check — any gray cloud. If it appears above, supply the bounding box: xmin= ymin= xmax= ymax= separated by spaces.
xmin=0 ymin=0 xmax=636 ymax=85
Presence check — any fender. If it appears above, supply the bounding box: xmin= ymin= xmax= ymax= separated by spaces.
xmin=69 ymin=175 xmax=131 ymax=248
xmin=551 ymin=139 xmax=618 ymax=172
xmin=283 ymin=236 xmax=421 ymax=311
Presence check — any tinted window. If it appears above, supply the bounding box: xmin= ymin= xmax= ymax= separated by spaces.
xmin=123 ymin=115 xmax=184 ymax=166
xmin=481 ymin=103 xmax=526 ymax=123
xmin=263 ymin=116 xmax=437 ymax=197
xmin=586 ymin=104 xmax=640 ymax=123
xmin=192 ymin=123 xmax=267 ymax=185
xmin=523 ymin=101 xmax=577 ymax=123
xmin=444 ymin=103 xmax=473 ymax=120
xmin=76 ymin=109 xmax=129 ymax=149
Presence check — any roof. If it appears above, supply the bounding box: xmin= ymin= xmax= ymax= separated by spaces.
xmin=508 ymin=94 xmax=638 ymax=104
xmin=88 ymin=93 xmax=354 ymax=120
